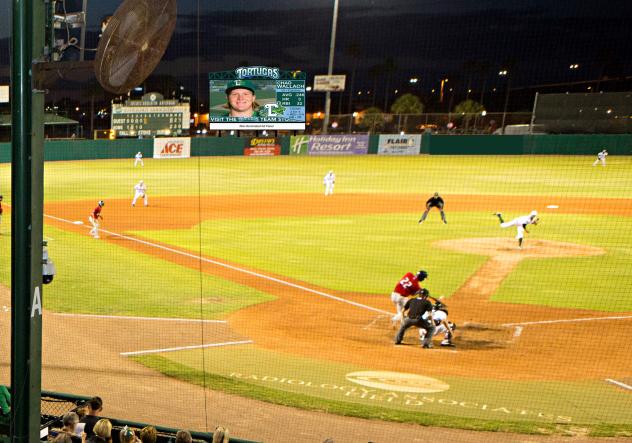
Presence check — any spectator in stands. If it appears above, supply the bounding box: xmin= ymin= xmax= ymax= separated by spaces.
xmin=75 ymin=405 xmax=87 ymax=419
xmin=52 ymin=433 xmax=73 ymax=443
xmin=87 ymin=418 xmax=112 ymax=443
xmin=119 ymin=425 xmax=140 ymax=443
xmin=212 ymin=426 xmax=229 ymax=443
xmin=140 ymin=426 xmax=157 ymax=443
xmin=79 ymin=396 xmax=103 ymax=436
xmin=175 ymin=430 xmax=193 ymax=443
xmin=61 ymin=412 xmax=82 ymax=442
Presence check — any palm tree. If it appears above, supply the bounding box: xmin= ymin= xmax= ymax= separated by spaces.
xmin=390 ymin=93 xmax=424 ymax=133
xmin=454 ymin=99 xmax=485 ymax=133
xmin=359 ymin=106 xmax=385 ymax=133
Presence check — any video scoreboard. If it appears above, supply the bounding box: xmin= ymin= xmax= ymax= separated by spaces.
xmin=209 ymin=67 xmax=306 ymax=130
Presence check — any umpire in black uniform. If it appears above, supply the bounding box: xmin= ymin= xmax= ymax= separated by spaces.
xmin=419 ymin=192 xmax=447 ymax=224
xmin=394 ymin=288 xmax=436 ymax=348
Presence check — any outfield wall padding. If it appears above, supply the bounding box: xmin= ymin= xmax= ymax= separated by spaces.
xmin=1 ymin=134 xmax=631 ymax=163
xmin=425 ymin=134 xmax=524 ymax=155
xmin=522 ymin=134 xmax=632 ymax=155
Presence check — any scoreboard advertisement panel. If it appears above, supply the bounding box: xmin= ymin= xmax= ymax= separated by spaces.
xmin=209 ymin=67 xmax=306 ymax=130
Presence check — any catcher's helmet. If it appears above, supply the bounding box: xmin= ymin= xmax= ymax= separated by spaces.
xmin=416 ymin=270 xmax=428 ymax=281
xmin=418 ymin=288 xmax=430 ymax=298
xmin=434 ymin=302 xmax=448 ymax=315
xmin=98 ymin=200 xmax=105 ymax=207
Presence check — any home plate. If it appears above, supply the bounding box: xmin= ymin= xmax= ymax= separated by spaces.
xmin=72 ymin=220 xmax=84 ymax=225
xmin=546 ymin=205 xmax=559 ymax=209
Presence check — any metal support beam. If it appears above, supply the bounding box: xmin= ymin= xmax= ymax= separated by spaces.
xmin=322 ymin=0 xmax=339 ymax=134
xmin=11 ymin=0 xmax=45 ymax=440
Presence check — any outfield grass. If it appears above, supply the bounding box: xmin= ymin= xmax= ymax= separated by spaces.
xmin=2 ymin=155 xmax=632 ymax=203
xmin=131 ymin=211 xmax=632 ymax=311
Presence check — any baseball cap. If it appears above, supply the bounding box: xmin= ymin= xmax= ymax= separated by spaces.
xmin=225 ymin=79 xmax=256 ymax=94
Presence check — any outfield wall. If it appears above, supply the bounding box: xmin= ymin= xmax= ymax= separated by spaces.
xmin=0 ymin=134 xmax=630 ymax=162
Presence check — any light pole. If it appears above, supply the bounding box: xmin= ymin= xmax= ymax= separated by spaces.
xmin=322 ymin=0 xmax=340 ymax=134
xmin=439 ymin=78 xmax=448 ymax=102
xmin=499 ymin=70 xmax=510 ymax=134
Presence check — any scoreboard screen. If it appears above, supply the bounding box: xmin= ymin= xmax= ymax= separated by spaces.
xmin=111 ymin=93 xmax=190 ymax=137
xmin=209 ymin=67 xmax=306 ymax=130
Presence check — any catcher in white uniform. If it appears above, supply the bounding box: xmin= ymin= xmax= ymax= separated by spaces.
xmin=494 ymin=210 xmax=539 ymax=248
xmin=419 ymin=297 xmax=455 ymax=347
xmin=132 ymin=180 xmax=148 ymax=207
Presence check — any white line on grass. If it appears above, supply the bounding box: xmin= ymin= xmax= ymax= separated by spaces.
xmin=52 ymin=313 xmax=227 ymax=323
xmin=503 ymin=315 xmax=632 ymax=327
xmin=605 ymin=379 xmax=632 ymax=391
xmin=120 ymin=340 xmax=254 ymax=356
xmin=45 ymin=213 xmax=391 ymax=316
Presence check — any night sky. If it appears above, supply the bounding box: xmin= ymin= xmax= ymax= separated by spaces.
xmin=0 ymin=0 xmax=631 ymax=112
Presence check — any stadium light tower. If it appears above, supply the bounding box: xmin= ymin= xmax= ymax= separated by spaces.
xmin=322 ymin=0 xmax=340 ymax=134
xmin=499 ymin=69 xmax=511 ymax=134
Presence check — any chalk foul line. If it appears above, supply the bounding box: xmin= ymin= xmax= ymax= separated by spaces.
xmin=44 ymin=213 xmax=391 ymax=316
xmin=51 ymin=312 xmax=227 ymax=323
xmin=605 ymin=379 xmax=632 ymax=391
xmin=503 ymin=315 xmax=632 ymax=327
xmin=120 ymin=340 xmax=254 ymax=357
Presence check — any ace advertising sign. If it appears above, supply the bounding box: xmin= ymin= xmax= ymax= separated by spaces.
xmin=153 ymin=137 xmax=191 ymax=158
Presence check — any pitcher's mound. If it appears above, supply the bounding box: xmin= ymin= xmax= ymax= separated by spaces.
xmin=434 ymin=237 xmax=605 ymax=258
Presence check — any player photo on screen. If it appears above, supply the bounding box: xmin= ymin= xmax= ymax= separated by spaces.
xmin=208 ymin=67 xmax=306 ymax=130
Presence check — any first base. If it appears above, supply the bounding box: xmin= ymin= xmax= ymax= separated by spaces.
xmin=546 ymin=205 xmax=559 ymax=209
xmin=72 ymin=220 xmax=84 ymax=225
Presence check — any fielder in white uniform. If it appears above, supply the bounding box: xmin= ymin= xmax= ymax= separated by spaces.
xmin=420 ymin=304 xmax=455 ymax=346
xmin=134 ymin=151 xmax=144 ymax=167
xmin=592 ymin=149 xmax=608 ymax=167
xmin=323 ymin=170 xmax=335 ymax=196
xmin=132 ymin=180 xmax=148 ymax=206
xmin=494 ymin=210 xmax=539 ymax=248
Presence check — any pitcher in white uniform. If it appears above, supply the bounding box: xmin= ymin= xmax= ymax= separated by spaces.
xmin=494 ymin=210 xmax=539 ymax=248
xmin=132 ymin=180 xmax=148 ymax=207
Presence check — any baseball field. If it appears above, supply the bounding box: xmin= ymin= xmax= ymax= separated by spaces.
xmin=1 ymin=154 xmax=632 ymax=438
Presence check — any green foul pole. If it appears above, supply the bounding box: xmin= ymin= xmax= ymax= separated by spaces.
xmin=11 ymin=0 xmax=45 ymax=440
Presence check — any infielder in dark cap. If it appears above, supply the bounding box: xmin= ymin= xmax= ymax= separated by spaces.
xmin=419 ymin=192 xmax=447 ymax=224
xmin=224 ymin=79 xmax=259 ymax=117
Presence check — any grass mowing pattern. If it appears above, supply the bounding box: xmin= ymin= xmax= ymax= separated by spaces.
xmin=0 ymin=225 xmax=274 ymax=318
xmin=135 ymin=354 xmax=632 ymax=437
xmin=132 ymin=212 xmax=632 ymax=311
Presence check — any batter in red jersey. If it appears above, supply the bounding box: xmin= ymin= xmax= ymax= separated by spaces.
xmin=88 ymin=200 xmax=104 ymax=238
xmin=390 ymin=269 xmax=428 ymax=325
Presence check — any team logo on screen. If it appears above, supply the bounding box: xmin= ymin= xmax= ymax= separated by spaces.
xmin=235 ymin=66 xmax=280 ymax=79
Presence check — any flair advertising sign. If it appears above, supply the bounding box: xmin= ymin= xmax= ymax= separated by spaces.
xmin=377 ymin=134 xmax=421 ymax=155
xmin=153 ymin=137 xmax=191 ymax=159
